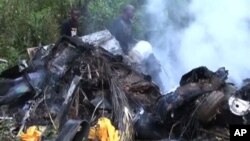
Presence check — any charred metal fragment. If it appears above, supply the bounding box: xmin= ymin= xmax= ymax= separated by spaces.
xmin=0 ymin=31 xmax=246 ymax=141
xmin=154 ymin=67 xmax=227 ymax=122
xmin=55 ymin=75 xmax=81 ymax=129
xmin=55 ymin=120 xmax=90 ymax=141
xmin=0 ymin=36 xmax=89 ymax=106
xmin=179 ymin=66 xmax=228 ymax=86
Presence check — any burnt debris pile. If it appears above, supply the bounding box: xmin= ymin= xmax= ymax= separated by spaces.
xmin=0 ymin=34 xmax=250 ymax=141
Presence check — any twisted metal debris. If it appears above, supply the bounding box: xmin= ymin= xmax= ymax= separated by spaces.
xmin=0 ymin=30 xmax=249 ymax=141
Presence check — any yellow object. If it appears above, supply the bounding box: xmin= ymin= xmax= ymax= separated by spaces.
xmin=88 ymin=117 xmax=120 ymax=141
xmin=20 ymin=126 xmax=42 ymax=141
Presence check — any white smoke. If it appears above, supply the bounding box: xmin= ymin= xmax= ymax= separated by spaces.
xmin=145 ymin=0 xmax=250 ymax=91
xmin=144 ymin=0 xmax=190 ymax=91
xmin=179 ymin=0 xmax=250 ymax=86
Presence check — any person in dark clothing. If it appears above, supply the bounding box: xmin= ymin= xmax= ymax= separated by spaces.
xmin=108 ymin=4 xmax=135 ymax=54
xmin=60 ymin=8 xmax=80 ymax=37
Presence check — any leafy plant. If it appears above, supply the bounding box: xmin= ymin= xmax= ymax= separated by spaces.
xmin=0 ymin=0 xmax=146 ymax=72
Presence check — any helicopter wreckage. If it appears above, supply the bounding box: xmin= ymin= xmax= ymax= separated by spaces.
xmin=0 ymin=30 xmax=249 ymax=141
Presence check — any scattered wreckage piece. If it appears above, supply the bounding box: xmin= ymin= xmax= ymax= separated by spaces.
xmin=81 ymin=30 xmax=165 ymax=92
xmin=155 ymin=67 xmax=227 ymax=121
xmin=196 ymin=90 xmax=225 ymax=123
xmin=132 ymin=66 xmax=230 ymax=140
xmin=228 ymin=96 xmax=250 ymax=116
xmin=80 ymin=29 xmax=122 ymax=55
xmin=0 ymin=36 xmax=89 ymax=106
xmin=0 ymin=35 xmax=160 ymax=140
xmin=55 ymin=75 xmax=82 ymax=129
xmin=229 ymin=80 xmax=250 ymax=116
xmin=55 ymin=120 xmax=90 ymax=141
xmin=0 ymin=31 xmax=249 ymax=140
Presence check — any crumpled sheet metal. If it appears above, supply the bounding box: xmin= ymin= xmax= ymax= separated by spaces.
xmin=0 ymin=36 xmax=87 ymax=106
xmin=55 ymin=75 xmax=82 ymax=129
xmin=0 ymin=31 xmax=247 ymax=140
xmin=81 ymin=30 xmax=122 ymax=55
xmin=56 ymin=120 xmax=90 ymax=141
xmin=154 ymin=66 xmax=227 ymax=122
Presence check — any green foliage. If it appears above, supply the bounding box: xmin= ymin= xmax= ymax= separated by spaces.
xmin=0 ymin=0 xmax=71 ymax=71
xmin=84 ymin=0 xmax=132 ymax=33
xmin=0 ymin=63 xmax=8 ymax=73
xmin=0 ymin=117 xmax=17 ymax=140
xmin=0 ymin=0 xmax=58 ymax=48
xmin=0 ymin=0 xmax=146 ymax=72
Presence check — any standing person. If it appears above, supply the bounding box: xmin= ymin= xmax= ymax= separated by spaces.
xmin=108 ymin=4 xmax=135 ymax=55
xmin=60 ymin=8 xmax=80 ymax=37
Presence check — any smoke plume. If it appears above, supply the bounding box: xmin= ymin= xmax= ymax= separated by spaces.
xmin=145 ymin=0 xmax=250 ymax=91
